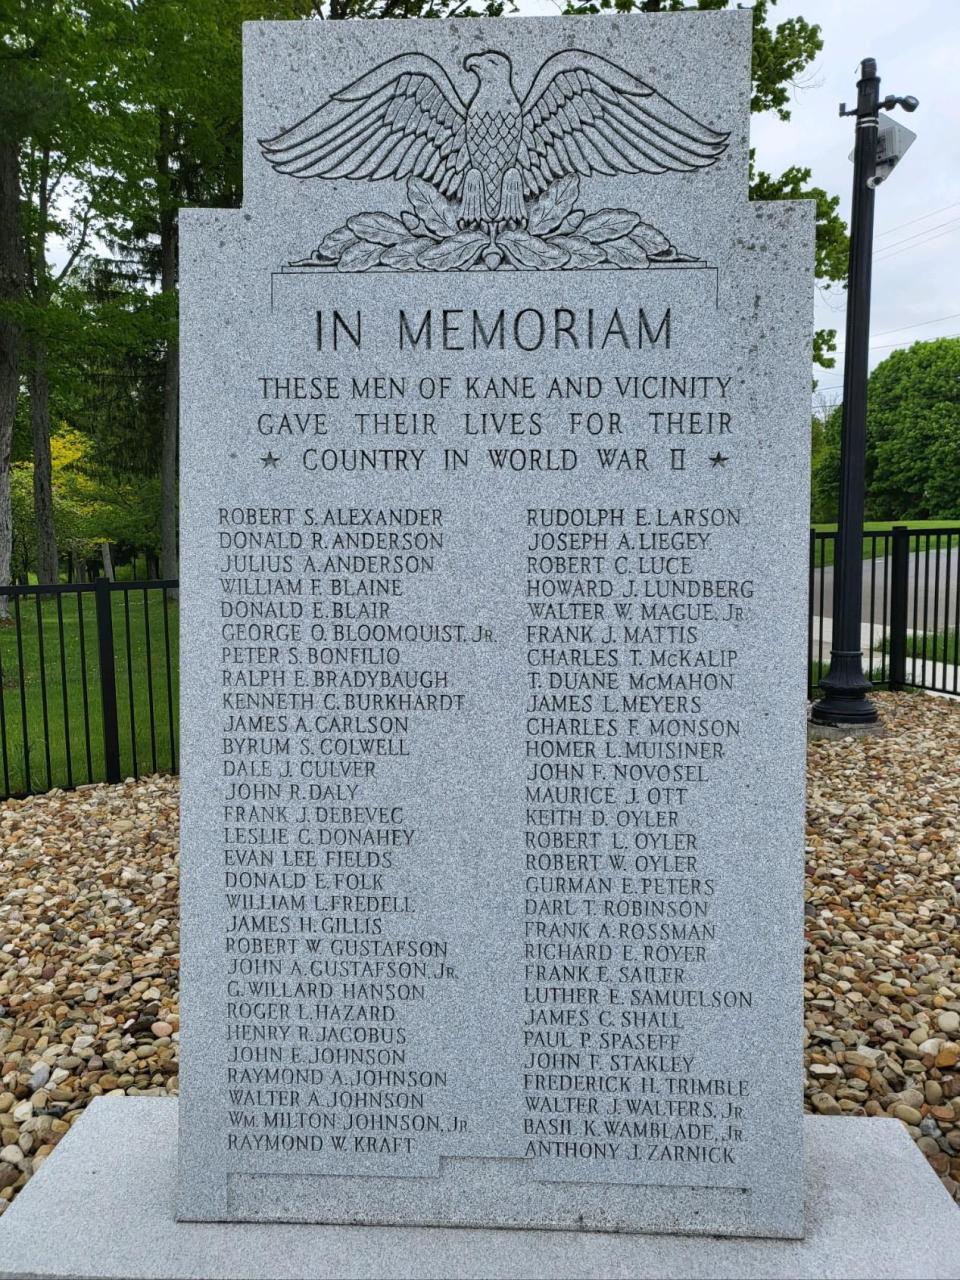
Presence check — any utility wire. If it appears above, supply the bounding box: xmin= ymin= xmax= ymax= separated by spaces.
xmin=835 ymin=330 xmax=960 ymax=355
xmin=871 ymin=311 xmax=960 ymax=337
xmin=875 ymin=200 xmax=960 ymax=239
xmin=874 ymin=220 xmax=960 ymax=261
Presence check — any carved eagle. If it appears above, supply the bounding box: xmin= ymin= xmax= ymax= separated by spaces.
xmin=260 ymin=49 xmax=728 ymax=229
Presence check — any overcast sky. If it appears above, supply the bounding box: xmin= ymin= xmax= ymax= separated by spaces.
xmin=514 ymin=0 xmax=958 ymax=404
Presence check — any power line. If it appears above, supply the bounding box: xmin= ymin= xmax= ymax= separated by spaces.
xmin=875 ymin=200 xmax=960 ymax=239
xmin=871 ymin=311 xmax=960 ymax=337
xmin=874 ymin=220 xmax=960 ymax=261
xmin=874 ymin=215 xmax=960 ymax=255
xmin=836 ymin=330 xmax=960 ymax=354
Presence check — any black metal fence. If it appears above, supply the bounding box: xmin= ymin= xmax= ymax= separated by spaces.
xmin=0 ymin=525 xmax=957 ymax=798
xmin=808 ymin=524 xmax=960 ymax=698
xmin=0 ymin=578 xmax=178 ymax=798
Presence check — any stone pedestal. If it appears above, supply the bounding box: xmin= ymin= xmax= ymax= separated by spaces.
xmin=0 ymin=1098 xmax=957 ymax=1280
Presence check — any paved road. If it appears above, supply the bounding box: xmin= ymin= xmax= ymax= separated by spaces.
xmin=811 ymin=546 xmax=959 ymax=632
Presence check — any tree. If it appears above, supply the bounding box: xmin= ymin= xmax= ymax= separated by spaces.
xmin=12 ymin=427 xmax=162 ymax=578
xmin=561 ymin=0 xmax=847 ymax=367
xmin=811 ymin=338 xmax=960 ymax=521
xmin=866 ymin=338 xmax=960 ymax=520
xmin=1 ymin=0 xmax=146 ymax=591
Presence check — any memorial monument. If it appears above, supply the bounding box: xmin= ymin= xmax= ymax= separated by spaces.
xmin=178 ymin=7 xmax=809 ymax=1237
xmin=1 ymin=11 xmax=959 ymax=1279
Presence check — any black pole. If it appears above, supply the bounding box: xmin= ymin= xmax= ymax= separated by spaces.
xmin=811 ymin=58 xmax=881 ymax=726
xmin=95 ymin=575 xmax=122 ymax=784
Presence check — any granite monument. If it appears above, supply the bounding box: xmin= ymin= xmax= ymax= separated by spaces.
xmin=177 ymin=9 xmax=811 ymax=1238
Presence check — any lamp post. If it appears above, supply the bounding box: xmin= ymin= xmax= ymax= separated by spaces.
xmin=811 ymin=59 xmax=917 ymax=727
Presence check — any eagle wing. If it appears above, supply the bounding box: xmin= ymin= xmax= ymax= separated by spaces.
xmin=260 ymin=54 xmax=470 ymax=197
xmin=519 ymin=50 xmax=729 ymax=197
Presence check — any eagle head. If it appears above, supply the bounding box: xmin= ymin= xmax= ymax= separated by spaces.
xmin=463 ymin=50 xmax=513 ymax=87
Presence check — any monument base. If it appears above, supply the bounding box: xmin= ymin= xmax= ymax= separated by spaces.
xmin=1 ymin=1099 xmax=957 ymax=1280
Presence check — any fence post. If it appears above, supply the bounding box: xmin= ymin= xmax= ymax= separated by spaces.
xmin=95 ymin=577 xmax=122 ymax=783
xmin=889 ymin=525 xmax=909 ymax=691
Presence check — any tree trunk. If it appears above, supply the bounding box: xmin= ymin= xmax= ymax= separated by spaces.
xmin=158 ymin=111 xmax=179 ymax=586
xmin=0 ymin=138 xmax=25 ymax=617
xmin=100 ymin=541 xmax=115 ymax=581
xmin=28 ymin=341 xmax=59 ymax=584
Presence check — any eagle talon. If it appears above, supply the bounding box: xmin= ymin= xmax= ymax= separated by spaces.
xmin=497 ymin=167 xmax=526 ymax=230
xmin=459 ymin=169 xmax=486 ymax=230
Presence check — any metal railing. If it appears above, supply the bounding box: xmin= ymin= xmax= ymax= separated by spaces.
xmin=0 ymin=578 xmax=178 ymax=798
xmin=0 ymin=526 xmax=956 ymax=798
xmin=808 ymin=524 xmax=960 ymax=698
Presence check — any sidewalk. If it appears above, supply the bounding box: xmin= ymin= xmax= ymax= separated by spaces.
xmin=809 ymin=616 xmax=960 ymax=697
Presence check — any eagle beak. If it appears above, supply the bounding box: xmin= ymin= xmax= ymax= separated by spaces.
xmin=463 ymin=54 xmax=479 ymax=72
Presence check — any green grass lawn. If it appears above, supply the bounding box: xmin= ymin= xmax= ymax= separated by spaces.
xmin=810 ymin=520 xmax=960 ymax=568
xmin=876 ymin=628 xmax=960 ymax=664
xmin=0 ymin=589 xmax=178 ymax=796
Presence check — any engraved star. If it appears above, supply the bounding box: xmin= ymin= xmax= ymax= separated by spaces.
xmin=709 ymin=452 xmax=730 ymax=468
xmin=261 ymin=451 xmax=281 ymax=468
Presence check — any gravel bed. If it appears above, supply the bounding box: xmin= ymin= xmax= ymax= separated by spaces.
xmin=0 ymin=690 xmax=958 ymax=1215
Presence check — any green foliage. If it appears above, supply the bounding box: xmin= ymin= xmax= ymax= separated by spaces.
xmin=811 ymin=339 xmax=960 ymax=522
xmin=561 ymin=0 xmax=823 ymax=120
xmin=866 ymin=338 xmax=960 ymax=520
xmin=12 ymin=429 xmax=161 ymax=575
xmin=3 ymin=0 xmax=846 ymax=572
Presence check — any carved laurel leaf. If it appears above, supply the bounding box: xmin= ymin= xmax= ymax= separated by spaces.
xmin=346 ymin=212 xmax=408 ymax=246
xmin=629 ymin=221 xmax=673 ymax=255
xmin=527 ymin=176 xmax=580 ymax=236
xmin=416 ymin=232 xmax=487 ymax=271
xmin=602 ymin=236 xmax=649 ymax=268
xmin=337 ymin=240 xmax=384 ymax=272
xmin=548 ymin=235 xmax=606 ymax=269
xmin=316 ymin=225 xmax=357 ymax=260
xmin=407 ymin=178 xmax=459 ymax=237
xmin=380 ymin=237 xmax=438 ymax=270
xmin=650 ymin=246 xmax=698 ymax=263
xmin=499 ymin=230 xmax=570 ymax=271
xmin=554 ymin=210 xmax=585 ymax=235
xmin=576 ymin=210 xmax=641 ymax=245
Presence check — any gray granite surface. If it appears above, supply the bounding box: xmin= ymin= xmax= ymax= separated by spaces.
xmin=1 ymin=1099 xmax=958 ymax=1280
xmin=178 ymin=9 xmax=814 ymax=1234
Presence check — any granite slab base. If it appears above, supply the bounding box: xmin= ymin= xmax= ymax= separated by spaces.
xmin=1 ymin=1098 xmax=958 ymax=1280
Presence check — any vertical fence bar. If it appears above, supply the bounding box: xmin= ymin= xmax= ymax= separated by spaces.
xmin=55 ymin=594 xmax=74 ymax=790
xmin=95 ymin=577 xmax=122 ymax=785
xmin=879 ymin=534 xmax=890 ymax=686
xmin=122 ymin=588 xmax=138 ymax=778
xmin=76 ymin=591 xmax=94 ymax=781
xmin=889 ymin=525 xmax=909 ymax=692
xmin=13 ymin=593 xmax=31 ymax=793
xmin=926 ymin=529 xmax=931 ymax=680
xmin=807 ymin=531 xmax=815 ymax=697
xmin=910 ymin=532 xmax=921 ymax=687
xmin=142 ymin=587 xmax=158 ymax=773
xmin=953 ymin=532 xmax=960 ymax=694
xmin=932 ymin=533 xmax=943 ymax=692
xmin=162 ymin=585 xmax=177 ymax=771
xmin=34 ymin=594 xmax=53 ymax=791
xmin=0 ymin=623 xmax=10 ymax=797
xmin=868 ymin=533 xmax=877 ymax=680
xmin=818 ymin=535 xmax=827 ymax=678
